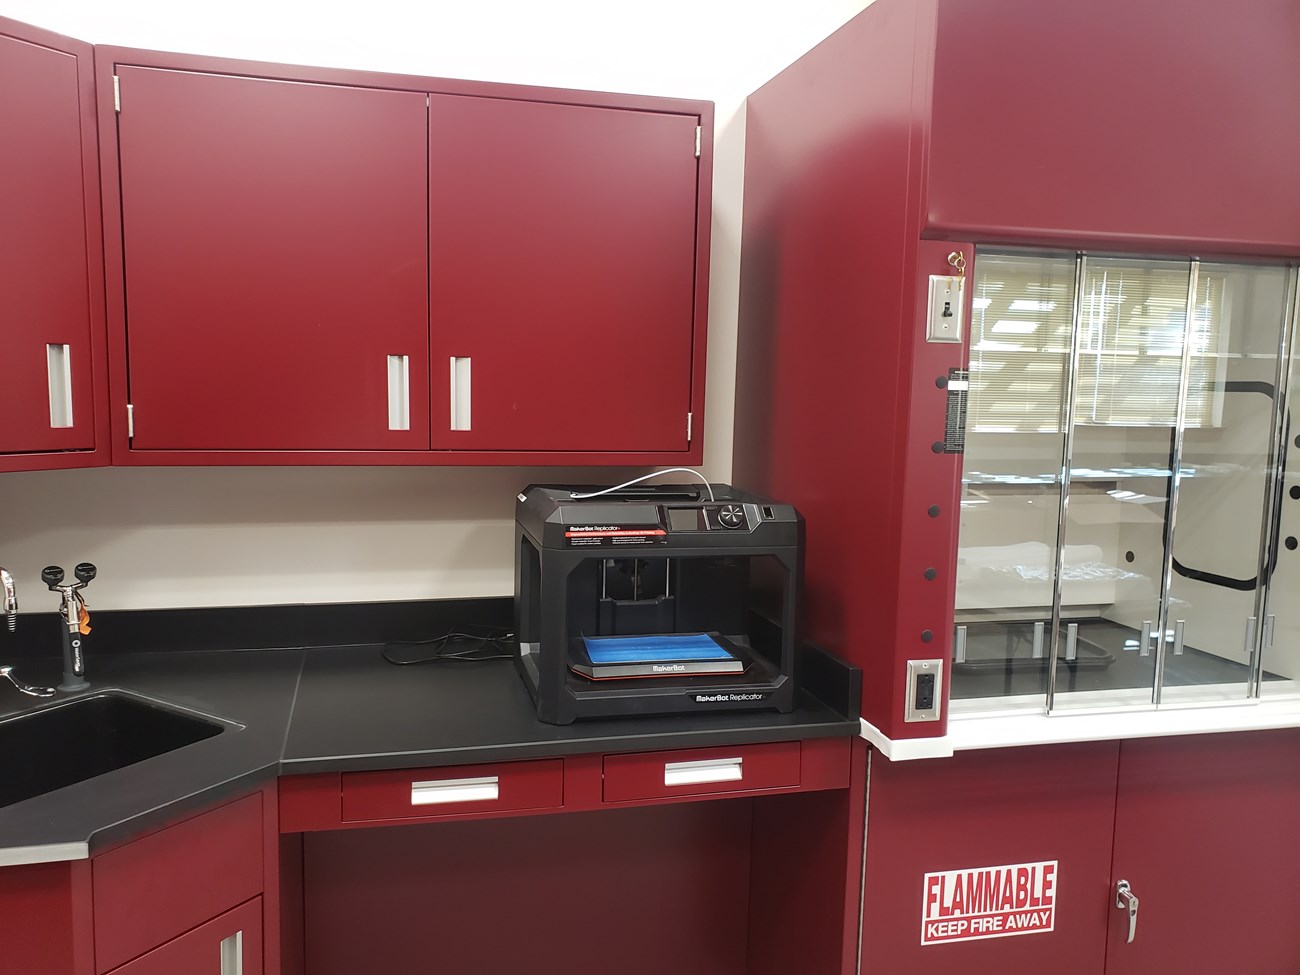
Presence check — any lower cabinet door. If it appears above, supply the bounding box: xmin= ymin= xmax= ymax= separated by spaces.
xmin=1106 ymin=730 xmax=1300 ymax=974
xmin=860 ymin=742 xmax=1120 ymax=975
xmin=107 ymin=897 xmax=261 ymax=975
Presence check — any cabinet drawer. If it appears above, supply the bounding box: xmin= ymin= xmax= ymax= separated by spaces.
xmin=94 ymin=793 xmax=264 ymax=973
xmin=107 ymin=896 xmax=262 ymax=975
xmin=603 ymin=742 xmax=802 ymax=803
xmin=341 ymin=759 xmax=564 ymax=823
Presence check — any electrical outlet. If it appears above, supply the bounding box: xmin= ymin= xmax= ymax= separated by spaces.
xmin=905 ymin=659 xmax=943 ymax=722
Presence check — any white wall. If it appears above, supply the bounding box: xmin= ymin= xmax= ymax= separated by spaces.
xmin=0 ymin=0 xmax=873 ymax=612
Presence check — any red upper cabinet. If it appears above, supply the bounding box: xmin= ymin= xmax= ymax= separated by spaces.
xmin=923 ymin=0 xmax=1300 ymax=255
xmin=107 ymin=63 xmax=431 ymax=453
xmin=0 ymin=18 xmax=108 ymax=471
xmin=96 ymin=48 xmax=712 ymax=465
xmin=427 ymin=95 xmax=703 ymax=453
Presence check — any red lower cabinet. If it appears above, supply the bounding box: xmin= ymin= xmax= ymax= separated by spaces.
xmin=1106 ymin=730 xmax=1300 ymax=974
xmin=860 ymin=742 xmax=1122 ymax=975
xmin=92 ymin=792 xmax=267 ymax=974
xmin=107 ymin=897 xmax=262 ymax=975
xmin=860 ymin=731 xmax=1300 ymax=974
xmin=92 ymin=793 xmax=264 ymax=972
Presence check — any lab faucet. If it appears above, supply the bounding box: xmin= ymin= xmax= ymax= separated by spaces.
xmin=0 ymin=566 xmax=55 ymax=698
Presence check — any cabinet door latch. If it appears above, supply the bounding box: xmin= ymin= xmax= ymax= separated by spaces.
xmin=1115 ymin=879 xmax=1139 ymax=944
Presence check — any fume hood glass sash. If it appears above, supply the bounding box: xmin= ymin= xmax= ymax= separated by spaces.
xmin=1045 ymin=257 xmax=1191 ymax=713
xmin=951 ymin=252 xmax=1076 ymax=711
xmin=1157 ymin=264 xmax=1294 ymax=707
xmin=1258 ymin=270 xmax=1300 ymax=700
xmin=953 ymin=252 xmax=1297 ymax=715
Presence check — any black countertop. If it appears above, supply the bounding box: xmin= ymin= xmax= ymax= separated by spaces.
xmin=0 ymin=608 xmax=858 ymax=865
xmin=283 ymin=646 xmax=855 ymax=773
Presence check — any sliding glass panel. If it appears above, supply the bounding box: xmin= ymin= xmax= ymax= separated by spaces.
xmin=1262 ymin=270 xmax=1300 ymax=699
xmin=1048 ymin=257 xmax=1191 ymax=711
xmin=951 ymin=252 xmax=1075 ymax=710
xmin=1160 ymin=264 xmax=1291 ymax=704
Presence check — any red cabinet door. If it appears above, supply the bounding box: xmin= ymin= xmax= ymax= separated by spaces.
xmin=1106 ymin=730 xmax=1300 ymax=973
xmin=107 ymin=897 xmax=262 ymax=975
xmin=113 ymin=65 xmax=429 ymax=451
xmin=427 ymin=94 xmax=701 ymax=452
xmin=0 ymin=25 xmax=99 ymax=456
xmin=860 ymin=742 xmax=1120 ymax=975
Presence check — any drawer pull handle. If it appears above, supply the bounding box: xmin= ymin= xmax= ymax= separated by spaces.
xmin=663 ymin=757 xmax=743 ymax=787
xmin=219 ymin=930 xmax=242 ymax=975
xmin=411 ymin=775 xmax=499 ymax=806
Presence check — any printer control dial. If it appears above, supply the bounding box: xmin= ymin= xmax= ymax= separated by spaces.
xmin=718 ymin=504 xmax=746 ymax=529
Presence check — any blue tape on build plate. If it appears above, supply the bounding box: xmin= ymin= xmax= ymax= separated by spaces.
xmin=583 ymin=633 xmax=734 ymax=664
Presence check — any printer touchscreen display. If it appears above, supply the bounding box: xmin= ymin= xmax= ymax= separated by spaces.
xmin=666 ymin=507 xmax=702 ymax=532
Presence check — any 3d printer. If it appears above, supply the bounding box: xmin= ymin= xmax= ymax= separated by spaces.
xmin=514 ymin=482 xmax=802 ymax=724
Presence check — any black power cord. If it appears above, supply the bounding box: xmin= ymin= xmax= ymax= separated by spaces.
xmin=381 ymin=625 xmax=515 ymax=666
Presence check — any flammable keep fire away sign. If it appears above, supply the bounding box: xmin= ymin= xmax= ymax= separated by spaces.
xmin=921 ymin=860 xmax=1058 ymax=946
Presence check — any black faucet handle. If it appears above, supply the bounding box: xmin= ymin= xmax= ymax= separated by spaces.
xmin=74 ymin=563 xmax=97 ymax=585
xmin=41 ymin=566 xmax=65 ymax=589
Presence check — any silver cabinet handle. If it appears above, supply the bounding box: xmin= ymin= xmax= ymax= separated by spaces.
xmin=1065 ymin=622 xmax=1079 ymax=662
xmin=219 ymin=930 xmax=243 ymax=975
xmin=1031 ymin=621 xmax=1045 ymax=659
xmin=410 ymin=775 xmax=499 ymax=806
xmin=386 ymin=355 xmax=410 ymax=431
xmin=450 ymin=356 xmax=472 ymax=430
xmin=47 ymin=344 xmax=74 ymax=428
xmin=663 ymin=756 xmax=742 ymax=787
xmin=1173 ymin=619 xmax=1185 ymax=656
xmin=1139 ymin=621 xmax=1154 ymax=657
xmin=953 ymin=625 xmax=967 ymax=664
xmin=1116 ymin=880 xmax=1139 ymax=944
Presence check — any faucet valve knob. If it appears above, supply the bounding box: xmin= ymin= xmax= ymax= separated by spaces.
xmin=42 ymin=566 xmax=65 ymax=589
xmin=74 ymin=563 xmax=97 ymax=585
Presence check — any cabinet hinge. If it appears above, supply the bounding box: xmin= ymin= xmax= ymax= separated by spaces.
xmin=113 ymin=75 xmax=121 ymax=112
xmin=694 ymin=126 xmax=701 ymax=158
xmin=126 ymin=403 xmax=134 ymax=440
xmin=686 ymin=412 xmax=693 ymax=442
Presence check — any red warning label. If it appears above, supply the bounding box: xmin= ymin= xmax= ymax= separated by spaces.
xmin=564 ymin=525 xmax=668 ymax=548
xmin=921 ymin=860 xmax=1057 ymax=946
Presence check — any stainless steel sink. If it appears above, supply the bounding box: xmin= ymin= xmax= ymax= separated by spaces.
xmin=0 ymin=692 xmax=226 ymax=809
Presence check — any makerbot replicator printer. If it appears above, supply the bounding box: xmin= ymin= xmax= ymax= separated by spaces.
xmin=514 ymin=482 xmax=802 ymax=724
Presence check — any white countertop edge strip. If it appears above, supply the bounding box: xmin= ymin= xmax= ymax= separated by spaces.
xmin=861 ymin=697 xmax=1300 ymax=761
xmin=0 ymin=841 xmax=90 ymax=867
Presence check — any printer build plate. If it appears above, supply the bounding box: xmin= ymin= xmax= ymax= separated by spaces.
xmin=571 ymin=632 xmax=749 ymax=681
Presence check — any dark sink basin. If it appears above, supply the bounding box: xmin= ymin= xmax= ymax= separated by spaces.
xmin=0 ymin=693 xmax=225 ymax=809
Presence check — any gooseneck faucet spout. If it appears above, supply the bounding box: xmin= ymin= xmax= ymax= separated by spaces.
xmin=0 ymin=568 xmax=55 ymax=697
xmin=0 ymin=568 xmax=16 ymax=633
